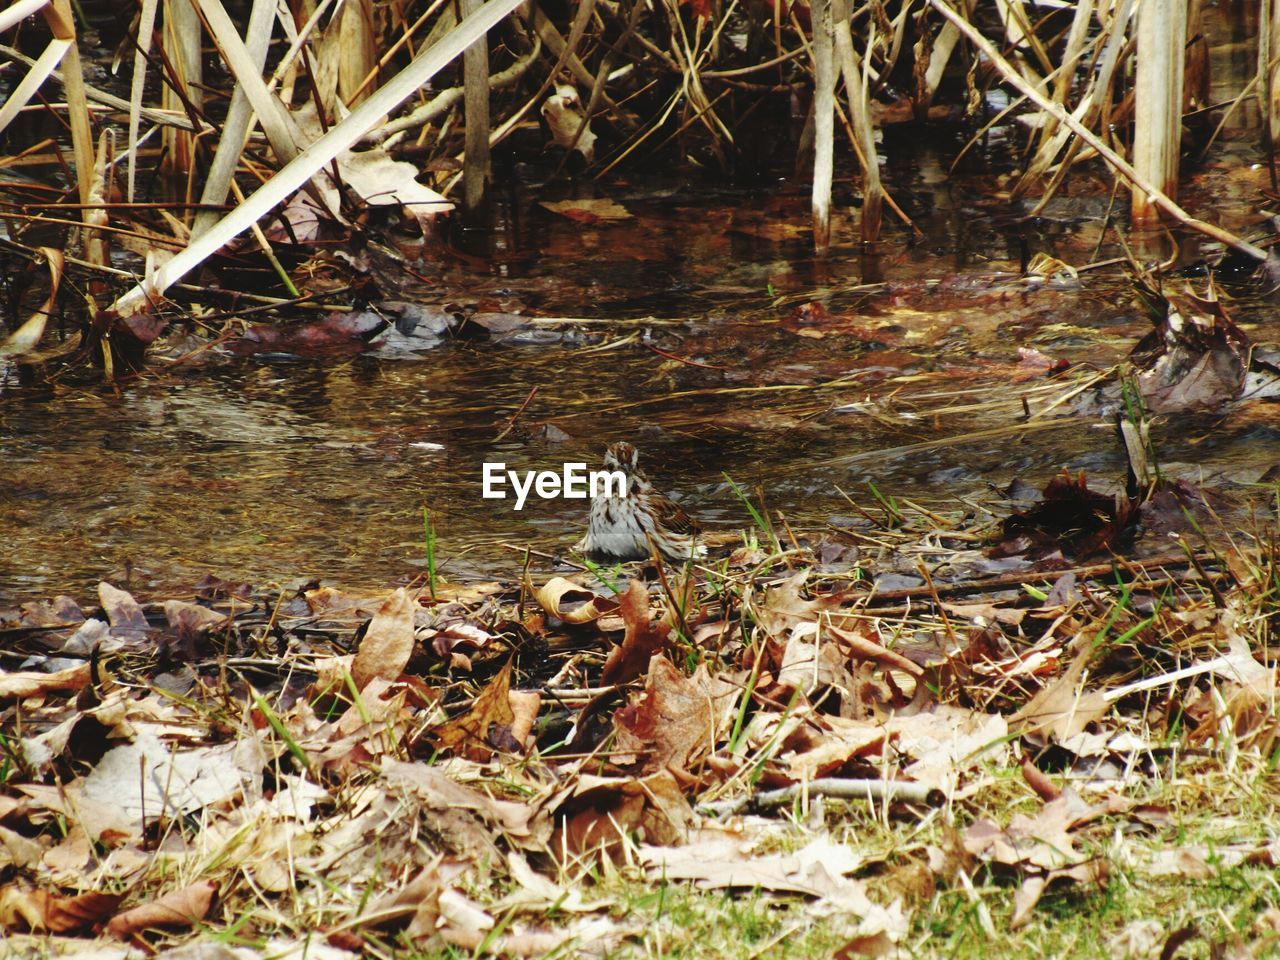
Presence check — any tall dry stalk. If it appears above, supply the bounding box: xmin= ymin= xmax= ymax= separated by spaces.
xmin=811 ymin=0 xmax=835 ymax=253
xmin=111 ymin=0 xmax=528 ymax=319
xmin=929 ymin=0 xmax=1267 ymax=263
xmin=161 ymin=0 xmax=204 ymax=180
xmin=1013 ymin=0 xmax=1133 ymax=200
xmin=916 ymin=0 xmax=974 ymax=108
xmin=193 ymin=0 xmax=277 ymax=238
xmin=1261 ymin=0 xmax=1280 ymax=158
xmin=126 ymin=0 xmax=159 ymax=204
xmin=463 ymin=0 xmax=492 ymax=214
xmin=1131 ymin=0 xmax=1186 ymax=224
xmin=833 ymin=0 xmax=881 ymax=244
xmin=47 ymin=0 xmax=100 ymax=267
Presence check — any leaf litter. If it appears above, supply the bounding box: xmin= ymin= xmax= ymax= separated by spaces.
xmin=4 ymin=453 xmax=1280 ymax=957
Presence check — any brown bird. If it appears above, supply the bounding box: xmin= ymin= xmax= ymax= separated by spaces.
xmin=575 ymin=442 xmax=703 ymax=562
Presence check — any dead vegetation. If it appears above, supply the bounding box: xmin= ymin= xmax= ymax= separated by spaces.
xmin=3 ymin=461 xmax=1280 ymax=957
xmin=2 ymin=0 xmax=1278 ymax=377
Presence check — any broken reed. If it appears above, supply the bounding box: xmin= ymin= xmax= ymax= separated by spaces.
xmin=0 ymin=0 xmax=1269 ymax=361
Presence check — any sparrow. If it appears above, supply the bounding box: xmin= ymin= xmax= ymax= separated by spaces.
xmin=574 ymin=442 xmax=703 ymax=562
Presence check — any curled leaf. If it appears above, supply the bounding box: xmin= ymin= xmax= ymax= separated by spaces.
xmin=535 ymin=578 xmax=616 ymax=624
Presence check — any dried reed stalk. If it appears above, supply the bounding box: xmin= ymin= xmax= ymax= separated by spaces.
xmin=1131 ymin=0 xmax=1186 ymax=224
xmin=463 ymin=0 xmax=492 ymax=213
xmin=930 ymin=0 xmax=1268 ymax=263
xmin=161 ymin=0 xmax=203 ymax=178
xmin=833 ymin=0 xmax=881 ymax=244
xmin=811 ymin=0 xmax=835 ymax=254
xmin=1261 ymin=0 xmax=1280 ymax=155
xmin=192 ymin=0 xmax=276 ymax=238
xmin=111 ymin=0 xmax=528 ymax=319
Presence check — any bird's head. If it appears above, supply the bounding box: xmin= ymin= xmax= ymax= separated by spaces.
xmin=603 ymin=442 xmax=640 ymax=473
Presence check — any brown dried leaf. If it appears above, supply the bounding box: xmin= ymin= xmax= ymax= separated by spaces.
xmin=362 ymin=857 xmax=473 ymax=941
xmin=963 ymin=790 xmax=1098 ymax=870
xmin=601 ymin=581 xmax=669 ymax=686
xmin=1011 ymin=861 xmax=1107 ymax=928
xmin=539 ymin=198 xmax=629 ymax=223
xmin=826 ymin=623 xmax=925 ymax=676
xmin=163 ymin=599 xmax=229 ymax=642
xmin=1011 ymin=644 xmax=1109 ymax=740
xmin=0 ymin=887 xmax=124 ymax=933
xmin=106 ymin=880 xmax=218 ymax=938
xmin=639 ymin=834 xmax=862 ymax=893
xmin=0 ymin=826 xmax=43 ymax=870
xmin=432 ymin=660 xmax=518 ymax=761
xmin=638 ymin=834 xmax=908 ymax=940
xmin=383 ymin=761 xmax=538 ymax=838
xmin=612 ymin=656 xmax=738 ymax=775
xmin=887 ymin=706 xmax=1009 ymax=791
xmin=351 ymin=587 xmax=417 ymax=690
xmin=98 ymin=581 xmax=147 ymax=632
xmin=425 ymin=620 xmax=494 ymax=659
xmin=778 ymin=715 xmax=886 ymax=781
xmin=0 ymin=663 xmax=90 ymax=700
xmin=551 ymin=771 xmax=693 ymax=858
xmin=508 ymin=690 xmax=541 ymax=751
xmin=534 ymin=577 xmax=616 ymax=624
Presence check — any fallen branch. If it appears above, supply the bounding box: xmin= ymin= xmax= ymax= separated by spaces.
xmin=700 ymin=777 xmax=946 ymax=816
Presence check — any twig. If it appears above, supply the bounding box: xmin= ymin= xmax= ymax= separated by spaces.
xmin=855 ymin=550 xmax=1223 ymax=604
xmin=494 ymin=385 xmax=538 ymax=442
xmin=499 ymin=542 xmax=587 ymax=570
xmin=699 ymin=777 xmax=945 ymax=816
xmin=643 ymin=341 xmax=727 ymax=369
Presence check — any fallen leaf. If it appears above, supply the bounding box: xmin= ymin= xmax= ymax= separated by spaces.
xmin=963 ymin=790 xmax=1098 ymax=871
xmin=351 ymin=588 xmax=417 ymax=690
xmin=535 ymin=578 xmax=617 ymax=624
xmin=0 ymin=887 xmax=124 ymax=933
xmin=106 ymin=880 xmax=218 ymax=938
xmin=540 ymin=84 xmax=596 ymax=161
xmin=601 ymin=581 xmax=670 ymax=686
xmin=552 ymin=772 xmax=693 ymax=857
xmin=539 ymin=199 xmax=631 ymax=224
xmin=163 ymin=600 xmax=229 ymax=642
xmin=0 ymin=663 xmax=90 ymax=700
xmin=1011 ymin=861 xmax=1107 ymax=927
xmin=432 ymin=660 xmax=520 ymax=760
xmin=83 ymin=731 xmax=267 ymax=821
xmin=382 ymin=760 xmax=539 ymax=847
xmin=612 ymin=656 xmax=738 ymax=775
xmin=98 ymin=581 xmax=149 ymax=639
xmin=1011 ymin=644 xmax=1109 ymax=741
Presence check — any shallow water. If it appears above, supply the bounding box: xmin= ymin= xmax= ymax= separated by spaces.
xmin=4 ymin=6 xmax=1280 ymax=604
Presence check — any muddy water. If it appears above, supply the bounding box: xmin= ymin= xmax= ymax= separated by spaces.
xmin=5 ymin=175 xmax=1280 ymax=606
xmin=5 ymin=12 xmax=1280 ymax=603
